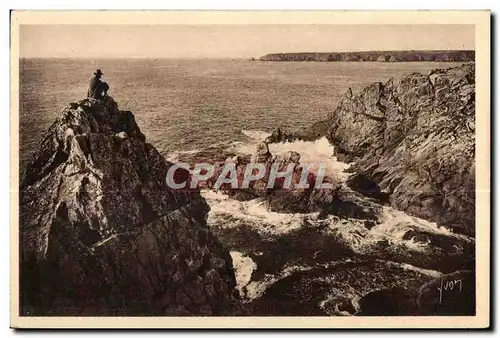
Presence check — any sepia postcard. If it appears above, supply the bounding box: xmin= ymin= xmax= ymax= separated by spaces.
xmin=10 ymin=10 xmax=490 ymax=329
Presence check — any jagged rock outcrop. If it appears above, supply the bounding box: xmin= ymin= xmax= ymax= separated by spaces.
xmin=326 ymin=63 xmax=475 ymax=235
xmin=20 ymin=97 xmax=240 ymax=316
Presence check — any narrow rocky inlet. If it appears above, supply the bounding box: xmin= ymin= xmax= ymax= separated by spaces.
xmin=19 ymin=63 xmax=475 ymax=317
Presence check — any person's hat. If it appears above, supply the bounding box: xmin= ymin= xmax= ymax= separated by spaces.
xmin=94 ymin=69 xmax=103 ymax=76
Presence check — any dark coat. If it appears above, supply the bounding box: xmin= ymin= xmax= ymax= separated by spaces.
xmin=88 ymin=76 xmax=109 ymax=100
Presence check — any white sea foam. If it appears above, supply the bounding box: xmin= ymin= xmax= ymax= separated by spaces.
xmin=230 ymin=251 xmax=257 ymax=298
xmin=319 ymin=287 xmax=361 ymax=316
xmin=235 ymin=131 xmax=352 ymax=182
xmin=204 ymin=192 xmax=470 ymax=259
xmin=373 ymin=206 xmax=473 ymax=245
xmin=317 ymin=204 xmax=473 ymax=255
xmin=241 ymin=129 xmax=271 ymax=140
xmin=202 ymin=189 xmax=311 ymax=237
xmin=164 ymin=149 xmax=201 ymax=162
xmin=386 ymin=261 xmax=442 ymax=278
xmin=269 ymin=137 xmax=352 ymax=180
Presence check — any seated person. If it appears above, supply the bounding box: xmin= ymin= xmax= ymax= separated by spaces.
xmin=87 ymin=69 xmax=109 ymax=100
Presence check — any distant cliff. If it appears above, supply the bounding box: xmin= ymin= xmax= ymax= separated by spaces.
xmin=259 ymin=50 xmax=475 ymax=62
xmin=20 ymin=97 xmax=240 ymax=316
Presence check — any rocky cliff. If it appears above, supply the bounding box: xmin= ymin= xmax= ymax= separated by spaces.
xmin=326 ymin=63 xmax=475 ymax=235
xmin=20 ymin=97 xmax=240 ymax=316
xmin=259 ymin=50 xmax=475 ymax=62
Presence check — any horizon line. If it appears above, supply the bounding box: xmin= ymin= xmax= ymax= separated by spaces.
xmin=19 ymin=49 xmax=476 ymax=60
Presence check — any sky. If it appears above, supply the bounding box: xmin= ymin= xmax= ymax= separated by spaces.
xmin=19 ymin=24 xmax=475 ymax=58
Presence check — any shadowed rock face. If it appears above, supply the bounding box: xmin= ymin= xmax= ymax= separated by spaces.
xmin=20 ymin=97 xmax=240 ymax=316
xmin=326 ymin=63 xmax=475 ymax=235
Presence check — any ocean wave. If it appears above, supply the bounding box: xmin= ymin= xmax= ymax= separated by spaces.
xmin=201 ymin=190 xmax=311 ymax=237
xmin=319 ymin=287 xmax=361 ymax=316
xmin=317 ymin=205 xmax=473 ymax=255
xmin=204 ymin=185 xmax=471 ymax=257
xmin=164 ymin=149 xmax=202 ymax=162
xmin=268 ymin=137 xmax=352 ymax=181
xmin=234 ymin=131 xmax=352 ymax=182
xmin=373 ymin=206 xmax=474 ymax=245
xmin=241 ymin=129 xmax=272 ymax=140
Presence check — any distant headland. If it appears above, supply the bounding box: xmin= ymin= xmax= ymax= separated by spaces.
xmin=256 ymin=50 xmax=474 ymax=62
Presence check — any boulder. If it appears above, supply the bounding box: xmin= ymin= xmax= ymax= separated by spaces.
xmin=265 ymin=120 xmax=330 ymax=145
xmin=20 ymin=97 xmax=240 ymax=316
xmin=253 ymin=141 xmax=272 ymax=162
